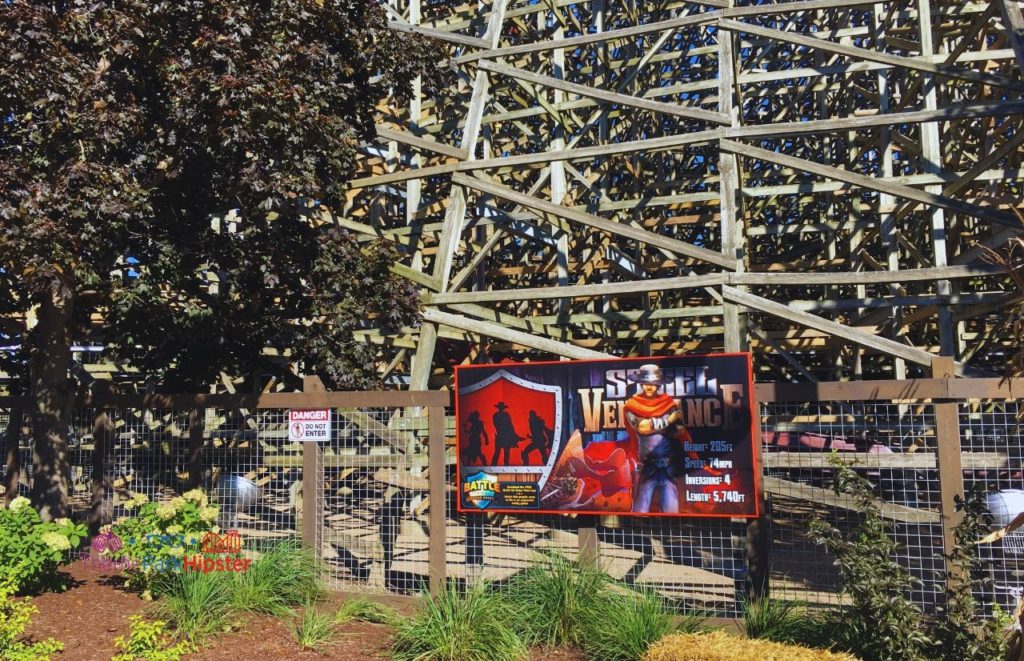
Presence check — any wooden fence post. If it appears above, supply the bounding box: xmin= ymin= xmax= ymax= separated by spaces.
xmin=578 ymin=517 xmax=599 ymax=566
xmin=932 ymin=356 xmax=965 ymax=588
xmin=428 ymin=404 xmax=447 ymax=594
xmin=747 ymin=390 xmax=770 ymax=601
xmin=89 ymin=409 xmax=114 ymax=534
xmin=4 ymin=406 xmax=22 ymax=505
xmin=187 ymin=408 xmax=205 ymax=490
xmin=301 ymin=376 xmax=325 ymax=556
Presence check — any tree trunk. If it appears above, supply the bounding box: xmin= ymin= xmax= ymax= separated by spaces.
xmin=30 ymin=280 xmax=74 ymax=521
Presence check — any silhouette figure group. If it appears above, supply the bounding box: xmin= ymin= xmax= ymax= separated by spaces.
xmin=462 ymin=402 xmax=554 ymax=466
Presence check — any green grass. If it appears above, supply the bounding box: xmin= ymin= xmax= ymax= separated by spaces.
xmin=153 ymin=569 xmax=233 ymax=642
xmin=742 ymin=597 xmax=831 ymax=647
xmin=335 ymin=596 xmax=399 ymax=625
xmin=390 ymin=582 xmax=527 ymax=661
xmin=228 ymin=541 xmax=322 ymax=616
xmin=151 ymin=541 xmax=324 ymax=643
xmin=288 ymin=601 xmax=339 ymax=651
xmin=578 ymin=587 xmax=678 ymax=661
xmin=503 ymin=551 xmax=612 ymax=648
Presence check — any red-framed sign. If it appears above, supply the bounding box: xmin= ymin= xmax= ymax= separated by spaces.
xmin=454 ymin=353 xmax=760 ymax=518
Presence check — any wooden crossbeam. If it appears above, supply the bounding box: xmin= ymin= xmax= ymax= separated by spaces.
xmin=454 ymin=11 xmax=720 ymax=64
xmin=718 ymin=19 xmax=1024 ymax=92
xmin=477 ymin=61 xmax=731 ymax=125
xmin=720 ymin=140 xmax=1022 ymax=228
xmin=452 ymin=173 xmax=737 ymax=269
xmin=721 ymin=285 xmax=937 ymax=366
xmin=422 ymin=308 xmax=611 ymax=359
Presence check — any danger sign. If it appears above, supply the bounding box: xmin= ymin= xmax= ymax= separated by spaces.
xmin=288 ymin=409 xmax=331 ymax=442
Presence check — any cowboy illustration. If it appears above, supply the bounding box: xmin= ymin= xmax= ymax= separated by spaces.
xmin=462 ymin=410 xmax=489 ymax=466
xmin=522 ymin=410 xmax=554 ymax=465
xmin=623 ymin=364 xmax=691 ymax=513
xmin=491 ymin=401 xmax=522 ymax=465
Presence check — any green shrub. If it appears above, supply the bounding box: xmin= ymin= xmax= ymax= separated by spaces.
xmin=110 ymin=490 xmax=218 ymax=594
xmin=645 ymin=630 xmax=859 ymax=661
xmin=503 ymin=551 xmax=611 ymax=648
xmin=335 ymin=596 xmax=398 ymax=625
xmin=579 ymin=586 xmax=677 ymax=661
xmin=933 ymin=490 xmax=1013 ymax=661
xmin=0 ymin=577 xmax=63 ymax=660
xmin=806 ymin=454 xmax=933 ymax=661
xmin=288 ymin=601 xmax=338 ymax=651
xmin=0 ymin=496 xmax=86 ymax=592
xmin=152 ymin=569 xmax=233 ymax=642
xmin=391 ymin=582 xmax=527 ymax=661
xmin=227 ymin=541 xmax=322 ymax=616
xmin=112 ymin=615 xmax=193 ymax=661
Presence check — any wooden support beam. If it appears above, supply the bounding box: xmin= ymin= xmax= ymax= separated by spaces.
xmin=932 ymin=356 xmax=966 ymax=589
xmin=721 ymin=285 xmax=937 ymax=366
xmin=721 ymin=140 xmax=1022 ymax=228
xmin=718 ymin=18 xmax=1024 ymax=92
xmin=387 ymin=20 xmax=489 ymax=48
xmin=422 ymin=308 xmax=612 ymax=359
xmin=424 ymin=273 xmax=725 ymax=304
xmin=477 ymin=61 xmax=730 ymax=125
xmin=995 ymin=0 xmax=1024 ymax=71
xmin=763 ymin=476 xmax=940 ymax=524
xmin=453 ymin=173 xmax=737 ymax=268
xmin=454 ymin=11 xmax=720 ymax=64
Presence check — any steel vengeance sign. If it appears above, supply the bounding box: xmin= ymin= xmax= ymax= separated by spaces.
xmin=454 ymin=354 xmax=759 ymax=518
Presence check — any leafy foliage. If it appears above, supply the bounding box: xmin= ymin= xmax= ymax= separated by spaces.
xmin=0 ymin=496 xmax=85 ymax=593
xmin=0 ymin=0 xmax=440 ymax=385
xmin=390 ymin=582 xmax=527 ymax=661
xmin=933 ymin=489 xmax=1012 ymax=661
xmin=112 ymin=616 xmax=193 ymax=661
xmin=805 ymin=454 xmax=932 ymax=661
xmin=109 ymin=490 xmax=218 ymax=594
xmin=0 ymin=578 xmax=64 ymax=661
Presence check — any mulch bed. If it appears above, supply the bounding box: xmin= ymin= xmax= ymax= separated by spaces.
xmin=24 ymin=560 xmax=148 ymax=661
xmin=20 ymin=560 xmax=588 ymax=660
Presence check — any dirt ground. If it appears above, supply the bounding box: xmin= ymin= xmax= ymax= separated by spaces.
xmin=21 ymin=560 xmax=586 ymax=660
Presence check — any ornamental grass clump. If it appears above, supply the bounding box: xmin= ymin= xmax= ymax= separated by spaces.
xmin=578 ymin=586 xmax=679 ymax=661
xmin=109 ymin=489 xmax=219 ymax=594
xmin=0 ymin=496 xmax=86 ymax=593
xmin=227 ymin=541 xmax=323 ymax=616
xmin=503 ymin=550 xmax=612 ymax=648
xmin=391 ymin=582 xmax=527 ymax=661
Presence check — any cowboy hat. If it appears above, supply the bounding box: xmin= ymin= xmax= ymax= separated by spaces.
xmin=626 ymin=363 xmax=671 ymax=385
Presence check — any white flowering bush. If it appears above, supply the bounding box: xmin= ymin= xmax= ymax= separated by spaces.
xmin=0 ymin=496 xmax=86 ymax=592
xmin=110 ymin=490 xmax=219 ymax=593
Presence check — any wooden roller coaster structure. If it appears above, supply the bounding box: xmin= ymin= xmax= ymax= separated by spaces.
xmin=340 ymin=0 xmax=1024 ymax=387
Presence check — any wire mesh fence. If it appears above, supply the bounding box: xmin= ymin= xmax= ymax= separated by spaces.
xmin=2 ymin=386 xmax=1023 ymax=618
xmin=762 ymin=399 xmax=946 ymax=611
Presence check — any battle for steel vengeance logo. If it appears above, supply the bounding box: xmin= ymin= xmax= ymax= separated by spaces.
xmin=463 ymin=471 xmax=500 ymax=509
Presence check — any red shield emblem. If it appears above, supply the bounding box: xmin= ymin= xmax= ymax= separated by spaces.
xmin=457 ymin=370 xmax=562 ymax=488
